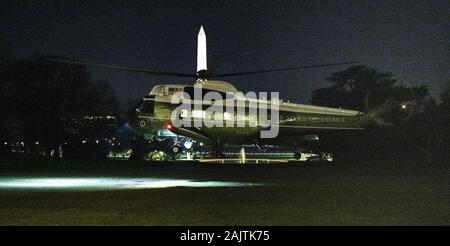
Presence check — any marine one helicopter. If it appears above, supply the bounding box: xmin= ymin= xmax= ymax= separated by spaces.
xmin=51 ymin=26 xmax=416 ymax=160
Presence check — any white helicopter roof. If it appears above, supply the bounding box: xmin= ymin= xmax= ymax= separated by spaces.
xmin=195 ymin=80 xmax=238 ymax=93
xmin=148 ymin=80 xmax=238 ymax=97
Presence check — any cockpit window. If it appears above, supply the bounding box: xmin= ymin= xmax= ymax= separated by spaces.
xmin=149 ymin=85 xmax=165 ymax=96
xmin=139 ymin=99 xmax=154 ymax=114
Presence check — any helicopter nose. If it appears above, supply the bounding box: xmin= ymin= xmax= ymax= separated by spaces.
xmin=128 ymin=117 xmax=147 ymax=134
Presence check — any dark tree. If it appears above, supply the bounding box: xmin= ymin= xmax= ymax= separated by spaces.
xmin=311 ymin=65 xmax=397 ymax=111
xmin=440 ymin=79 xmax=450 ymax=109
xmin=311 ymin=65 xmax=446 ymax=164
xmin=439 ymin=79 xmax=450 ymax=162
xmin=8 ymin=54 xmax=120 ymax=156
xmin=0 ymin=39 xmax=15 ymax=147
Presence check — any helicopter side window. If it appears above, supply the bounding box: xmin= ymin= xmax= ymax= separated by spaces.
xmin=183 ymin=87 xmax=233 ymax=100
xmin=140 ymin=99 xmax=154 ymax=114
xmin=167 ymin=87 xmax=183 ymax=95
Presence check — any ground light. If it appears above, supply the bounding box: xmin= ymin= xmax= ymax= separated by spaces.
xmin=0 ymin=177 xmax=258 ymax=190
xmin=240 ymin=147 xmax=246 ymax=164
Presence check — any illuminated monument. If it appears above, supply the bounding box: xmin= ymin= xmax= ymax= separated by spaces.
xmin=197 ymin=25 xmax=207 ymax=73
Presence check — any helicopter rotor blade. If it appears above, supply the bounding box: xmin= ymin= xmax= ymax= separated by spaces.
xmin=213 ymin=61 xmax=358 ymax=77
xmin=46 ymin=59 xmax=196 ymax=78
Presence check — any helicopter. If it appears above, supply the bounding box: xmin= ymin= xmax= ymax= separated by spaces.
xmin=50 ymin=26 xmax=417 ymax=160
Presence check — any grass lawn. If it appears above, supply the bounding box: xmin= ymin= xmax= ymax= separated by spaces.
xmin=0 ymin=154 xmax=448 ymax=225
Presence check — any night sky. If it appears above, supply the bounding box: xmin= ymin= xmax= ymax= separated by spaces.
xmin=1 ymin=0 xmax=449 ymax=107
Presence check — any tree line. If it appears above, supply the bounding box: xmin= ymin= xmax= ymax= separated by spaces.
xmin=311 ymin=65 xmax=450 ymax=165
xmin=0 ymin=40 xmax=120 ymax=156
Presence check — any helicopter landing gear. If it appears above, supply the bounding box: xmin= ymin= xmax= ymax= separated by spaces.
xmin=293 ymin=141 xmax=302 ymax=160
xmin=167 ymin=135 xmax=183 ymax=160
xmin=171 ymin=145 xmax=181 ymax=154
xmin=211 ymin=141 xmax=225 ymax=158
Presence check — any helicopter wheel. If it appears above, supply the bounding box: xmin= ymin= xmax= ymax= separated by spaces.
xmin=171 ymin=144 xmax=181 ymax=154
xmin=212 ymin=147 xmax=225 ymax=158
xmin=167 ymin=144 xmax=181 ymax=160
